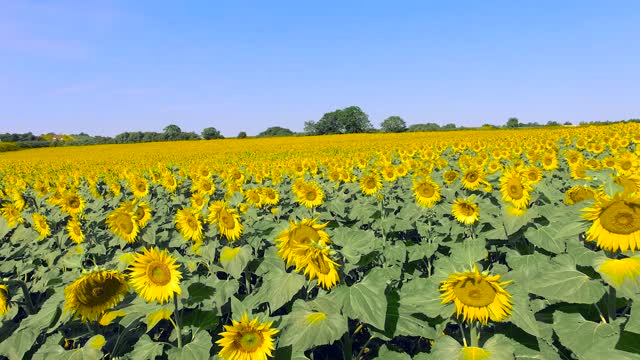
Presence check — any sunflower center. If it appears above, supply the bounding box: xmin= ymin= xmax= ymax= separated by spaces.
xmin=238 ymin=331 xmax=263 ymax=352
xmin=147 ymin=262 xmax=171 ymax=286
xmin=600 ymin=201 xmax=640 ymax=235
xmin=365 ymin=178 xmax=377 ymax=189
xmin=37 ymin=218 xmax=47 ymax=228
xmin=117 ymin=214 xmax=134 ymax=234
xmin=75 ymin=276 xmax=124 ymax=306
xmin=459 ymin=203 xmax=476 ymax=216
xmin=417 ymin=183 xmax=435 ymax=198
xmin=186 ymin=216 xmax=199 ymax=230
xmin=92 ymin=287 xmax=104 ymax=297
xmin=72 ymin=224 xmax=82 ymax=236
xmin=466 ymin=172 xmax=478 ymax=182
xmin=220 ymin=210 xmax=236 ymax=229
xmin=305 ymin=190 xmax=317 ymax=201
xmin=453 ymin=278 xmax=496 ymax=307
xmin=622 ymin=161 xmax=632 ymax=170
xmin=507 ymin=179 xmax=523 ymax=200
xmin=137 ymin=182 xmax=146 ymax=192
xmin=68 ymin=197 xmax=80 ymax=209
xmin=544 ymin=158 xmax=552 ymax=165
xmin=136 ymin=207 xmax=145 ymax=218
xmin=293 ymin=225 xmax=320 ymax=245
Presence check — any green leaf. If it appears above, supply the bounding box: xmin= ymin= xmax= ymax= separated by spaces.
xmin=449 ymin=238 xmax=488 ymax=267
xmin=507 ymin=286 xmax=543 ymax=338
xmin=553 ymin=311 xmax=619 ymax=358
xmin=482 ymin=334 xmax=516 ymax=360
xmin=166 ymin=330 xmax=212 ymax=360
xmin=219 ymin=245 xmax=251 ymax=278
xmin=279 ymin=299 xmax=348 ymax=352
xmin=625 ymin=301 xmax=640 ymax=334
xmin=330 ymin=268 xmax=388 ymax=329
xmin=430 ymin=335 xmax=462 ymax=359
xmin=530 ymin=264 xmax=606 ymax=304
xmin=130 ymin=335 xmax=165 ymax=360
xmin=255 ymin=268 xmax=306 ymax=312
xmin=330 ymin=228 xmax=380 ymax=265
xmin=399 ymin=277 xmax=453 ymax=319
xmin=374 ymin=345 xmax=411 ymax=360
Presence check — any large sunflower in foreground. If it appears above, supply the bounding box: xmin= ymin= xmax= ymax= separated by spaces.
xmin=275 ymin=218 xmax=331 ymax=267
xmin=412 ymin=177 xmax=441 ymax=208
xmin=452 ymin=197 xmax=480 ymax=225
xmin=216 ymin=312 xmax=279 ymax=360
xmin=440 ymin=266 xmax=513 ymax=324
xmin=128 ymin=247 xmax=182 ymax=304
xmin=208 ymin=201 xmax=244 ymax=242
xmin=64 ymin=270 xmax=128 ymax=322
xmin=175 ymin=208 xmax=204 ymax=242
xmin=583 ymin=192 xmax=640 ymax=252
xmin=107 ymin=209 xmax=139 ymax=243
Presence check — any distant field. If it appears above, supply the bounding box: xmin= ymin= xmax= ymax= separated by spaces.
xmin=1 ymin=124 xmax=640 ymax=359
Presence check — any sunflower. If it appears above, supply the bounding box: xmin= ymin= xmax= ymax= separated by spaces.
xmin=208 ymin=201 xmax=243 ymax=241
xmin=162 ymin=174 xmax=178 ymax=193
xmin=295 ymin=246 xmax=341 ymax=290
xmin=64 ymin=270 xmax=128 ymax=322
xmin=452 ymin=198 xmax=480 ymax=225
xmin=244 ymin=189 xmax=263 ymax=208
xmin=381 ymin=165 xmax=397 ymax=183
xmin=131 ymin=177 xmax=149 ymax=199
xmin=175 ymin=208 xmax=204 ymax=242
xmin=564 ymin=185 xmax=597 ymax=205
xmin=190 ymin=193 xmax=208 ymax=211
xmin=295 ymin=182 xmax=325 ymax=208
xmin=359 ymin=173 xmax=383 ymax=196
xmin=275 ymin=218 xmax=331 ymax=267
xmin=107 ymin=209 xmax=140 ymax=243
xmin=523 ymin=166 xmax=543 ymax=184
xmin=32 ymin=213 xmax=50 ymax=240
xmin=500 ymin=168 xmax=532 ymax=209
xmin=259 ymin=187 xmax=280 ymax=206
xmin=194 ymin=177 xmax=215 ymax=196
xmin=134 ymin=201 xmax=152 ymax=228
xmin=67 ymin=217 xmax=85 ymax=244
xmin=460 ymin=167 xmax=487 ymax=191
xmin=216 ymin=312 xmax=279 ymax=360
xmin=440 ymin=265 xmax=513 ymax=324
xmin=60 ymin=192 xmax=85 ymax=216
xmin=541 ymin=152 xmax=559 ymax=171
xmin=9 ymin=189 xmax=25 ymax=211
xmin=615 ymin=174 xmax=640 ymax=195
xmin=0 ymin=285 xmax=9 ymax=315
xmin=597 ymin=257 xmax=640 ymax=287
xmin=443 ymin=169 xmax=459 ymax=184
xmin=412 ymin=178 xmax=441 ymax=208
xmin=615 ymin=152 xmax=638 ymax=175
xmin=1 ymin=203 xmax=24 ymax=228
xmin=128 ymin=247 xmax=182 ymax=304
xmin=583 ymin=193 xmax=640 ymax=252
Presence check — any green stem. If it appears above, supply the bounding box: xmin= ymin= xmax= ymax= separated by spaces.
xmin=356 ymin=336 xmax=374 ymax=360
xmin=341 ymin=331 xmax=353 ymax=360
xmin=469 ymin=224 xmax=476 ymax=241
xmin=608 ymin=286 xmax=617 ymax=321
xmin=173 ymin=294 xmax=183 ymax=348
xmin=470 ymin=322 xmax=479 ymax=347
xmin=457 ymin=320 xmax=468 ymax=347
xmin=9 ymin=280 xmax=35 ymax=314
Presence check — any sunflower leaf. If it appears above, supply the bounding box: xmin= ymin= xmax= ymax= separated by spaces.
xmin=166 ymin=330 xmax=212 ymax=360
xmin=330 ymin=268 xmax=389 ymax=330
xmin=529 ymin=263 xmax=606 ymax=304
xmin=278 ymin=299 xmax=349 ymax=352
xmin=552 ymin=311 xmax=620 ymax=358
xmin=130 ymin=335 xmax=165 ymax=360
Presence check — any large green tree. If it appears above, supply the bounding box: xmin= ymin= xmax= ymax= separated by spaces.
xmin=163 ymin=124 xmax=182 ymax=140
xmin=506 ymin=117 xmax=519 ymax=128
xmin=202 ymin=127 xmax=224 ymax=140
xmin=258 ymin=126 xmax=294 ymax=137
xmin=310 ymin=106 xmax=373 ymax=135
xmin=380 ymin=116 xmax=407 ymax=132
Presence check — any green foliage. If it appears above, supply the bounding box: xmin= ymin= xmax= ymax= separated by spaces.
xmin=380 ymin=116 xmax=407 ymax=133
xmin=307 ymin=106 xmax=373 ymax=135
xmin=237 ymin=131 xmax=247 ymax=138
xmin=257 ymin=126 xmax=294 ymax=137
xmin=506 ymin=117 xmax=520 ymax=128
xmin=201 ymin=127 xmax=225 ymax=140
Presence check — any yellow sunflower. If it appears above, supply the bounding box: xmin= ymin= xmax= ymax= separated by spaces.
xmin=162 ymin=174 xmax=178 ymax=193
xmin=64 ymin=270 xmax=129 ymax=322
xmin=440 ymin=265 xmax=513 ymax=324
xmin=244 ymin=189 xmax=263 ymax=208
xmin=216 ymin=312 xmax=279 ymax=360
xmin=194 ymin=177 xmax=215 ymax=196
xmin=134 ymin=202 xmax=152 ymax=228
xmin=564 ymin=185 xmax=597 ymax=205
xmin=259 ymin=187 xmax=280 ymax=206
xmin=208 ymin=201 xmax=244 ymax=242
xmin=131 ymin=177 xmax=149 ymax=199
xmin=107 ymin=209 xmax=140 ymax=243
xmin=128 ymin=247 xmax=182 ymax=304
xmin=1 ymin=203 xmax=24 ymax=228
xmin=523 ymin=166 xmax=543 ymax=184
xmin=295 ymin=182 xmax=325 ymax=208
xmin=190 ymin=192 xmax=208 ymax=211
xmin=460 ymin=167 xmax=487 ymax=191
xmin=452 ymin=198 xmax=480 ymax=225
xmin=443 ymin=169 xmax=459 ymax=185
xmin=615 ymin=152 xmax=638 ymax=175
xmin=615 ymin=174 xmax=640 ymax=195
xmin=583 ymin=193 xmax=640 ymax=252
xmin=295 ymin=246 xmax=341 ymax=290
xmin=412 ymin=178 xmax=441 ymax=208
xmin=381 ymin=165 xmax=398 ymax=182
xmin=32 ymin=213 xmax=50 ymax=240
xmin=275 ymin=218 xmax=331 ymax=267
xmin=540 ymin=152 xmax=559 ymax=171
xmin=175 ymin=208 xmax=204 ymax=242
xmin=500 ymin=168 xmax=532 ymax=209
xmin=67 ymin=217 xmax=85 ymax=244
xmin=359 ymin=173 xmax=383 ymax=196
xmin=461 ymin=347 xmax=491 ymax=360
xmin=597 ymin=256 xmax=640 ymax=287
xmin=60 ymin=192 xmax=85 ymax=216
xmin=0 ymin=284 xmax=10 ymax=315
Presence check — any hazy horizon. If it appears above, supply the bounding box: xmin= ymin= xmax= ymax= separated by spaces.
xmin=1 ymin=1 xmax=639 ymax=137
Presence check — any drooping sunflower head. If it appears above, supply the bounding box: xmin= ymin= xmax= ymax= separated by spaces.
xmin=564 ymin=185 xmax=597 ymax=205
xmin=295 ymin=246 xmax=341 ymax=290
xmin=412 ymin=178 xmax=441 ymax=208
xmin=440 ymin=265 xmax=513 ymax=325
xmin=64 ymin=270 xmax=129 ymax=323
xmin=452 ymin=198 xmax=480 ymax=225
xmin=134 ymin=202 xmax=153 ymax=228
xmin=66 ymin=217 xmax=85 ymax=244
xmin=32 ymin=213 xmax=50 ymax=240
xmin=583 ymin=193 xmax=640 ymax=252
xmin=128 ymin=247 xmax=182 ymax=304
xmin=175 ymin=208 xmax=204 ymax=242
xmin=208 ymin=201 xmax=244 ymax=242
xmin=107 ymin=209 xmax=140 ymax=243
xmin=216 ymin=312 xmax=279 ymax=360
xmin=359 ymin=173 xmax=383 ymax=196
xmin=275 ymin=218 xmax=330 ymax=267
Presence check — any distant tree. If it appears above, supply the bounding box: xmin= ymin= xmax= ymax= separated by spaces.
xmin=380 ymin=116 xmax=407 ymax=132
xmin=442 ymin=123 xmax=457 ymax=130
xmin=163 ymin=124 xmax=182 ymax=140
xmin=303 ymin=121 xmax=317 ymax=134
xmin=312 ymin=106 xmax=373 ymax=135
xmin=315 ymin=111 xmax=342 ymax=135
xmin=563 ymin=121 xmax=573 ymax=126
xmin=546 ymin=120 xmax=560 ymax=127
xmin=408 ymin=123 xmax=441 ymax=132
xmin=481 ymin=124 xmax=497 ymax=129
xmin=258 ymin=126 xmax=294 ymax=137
xmin=202 ymin=127 xmax=224 ymax=140
xmin=238 ymin=131 xmax=247 ymax=139
xmin=179 ymin=132 xmax=201 ymax=140
xmin=506 ymin=117 xmax=519 ymax=128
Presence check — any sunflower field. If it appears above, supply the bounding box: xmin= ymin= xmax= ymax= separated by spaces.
xmin=1 ymin=124 xmax=640 ymax=359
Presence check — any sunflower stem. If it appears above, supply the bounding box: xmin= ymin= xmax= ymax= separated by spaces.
xmin=457 ymin=320 xmax=468 ymax=347
xmin=594 ymin=303 xmax=608 ymax=323
xmin=470 ymin=322 xmax=479 ymax=347
xmin=8 ymin=280 xmax=35 ymax=314
xmin=341 ymin=331 xmax=353 ymax=360
xmin=355 ymin=335 xmax=374 ymax=360
xmin=173 ymin=294 xmax=183 ymax=348
xmin=608 ymin=286 xmax=617 ymax=321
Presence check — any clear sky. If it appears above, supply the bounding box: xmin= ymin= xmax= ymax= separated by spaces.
xmin=1 ymin=1 xmax=639 ymax=137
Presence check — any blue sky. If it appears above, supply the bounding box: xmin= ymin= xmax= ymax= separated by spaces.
xmin=1 ymin=1 xmax=639 ymax=137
